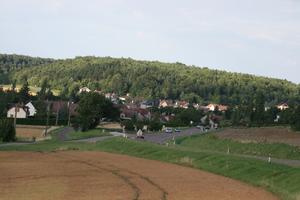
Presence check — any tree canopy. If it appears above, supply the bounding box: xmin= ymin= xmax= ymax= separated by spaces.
xmin=1 ymin=54 xmax=299 ymax=106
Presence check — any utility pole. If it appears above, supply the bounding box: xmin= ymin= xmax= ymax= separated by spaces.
xmin=44 ymin=100 xmax=50 ymax=136
xmin=67 ymin=101 xmax=71 ymax=127
xmin=14 ymin=103 xmax=18 ymax=129
xmin=55 ymin=102 xmax=60 ymax=126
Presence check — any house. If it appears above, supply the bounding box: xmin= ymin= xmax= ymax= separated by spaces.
xmin=277 ymin=103 xmax=289 ymax=111
xmin=79 ymin=87 xmax=91 ymax=93
xmin=50 ymin=101 xmax=79 ymax=116
xmin=206 ymin=104 xmax=228 ymax=112
xmin=25 ymin=102 xmax=37 ymax=117
xmin=160 ymin=115 xmax=175 ymax=122
xmin=105 ymin=93 xmax=119 ymax=104
xmin=120 ymin=107 xmax=151 ymax=121
xmin=140 ymin=99 xmax=159 ymax=109
xmin=7 ymin=106 xmax=29 ymax=119
xmin=159 ymin=100 xmax=174 ymax=108
xmin=174 ymin=101 xmax=189 ymax=109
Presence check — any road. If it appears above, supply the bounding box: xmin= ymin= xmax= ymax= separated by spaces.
xmin=128 ymin=127 xmax=205 ymax=144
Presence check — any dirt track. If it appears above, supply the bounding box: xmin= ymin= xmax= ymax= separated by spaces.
xmin=0 ymin=151 xmax=278 ymax=200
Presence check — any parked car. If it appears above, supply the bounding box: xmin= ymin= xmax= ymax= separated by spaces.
xmin=165 ymin=128 xmax=173 ymax=133
xmin=174 ymin=128 xmax=181 ymax=132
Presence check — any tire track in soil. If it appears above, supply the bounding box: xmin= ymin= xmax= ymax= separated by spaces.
xmin=105 ymin=163 xmax=168 ymax=200
xmin=53 ymin=152 xmax=168 ymax=200
xmin=49 ymin=152 xmax=141 ymax=200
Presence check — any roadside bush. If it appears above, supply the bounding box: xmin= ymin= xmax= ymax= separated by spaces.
xmin=148 ymin=118 xmax=163 ymax=131
xmin=121 ymin=120 xmax=135 ymax=131
xmin=0 ymin=118 xmax=16 ymax=142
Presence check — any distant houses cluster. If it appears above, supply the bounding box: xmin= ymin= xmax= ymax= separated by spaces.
xmin=6 ymin=101 xmax=78 ymax=119
xmin=76 ymin=87 xmax=230 ymax=122
xmin=5 ymin=86 xmax=291 ymax=125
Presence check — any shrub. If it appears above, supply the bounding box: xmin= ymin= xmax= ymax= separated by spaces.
xmin=149 ymin=119 xmax=163 ymax=131
xmin=121 ymin=120 xmax=135 ymax=131
xmin=0 ymin=118 xmax=16 ymax=142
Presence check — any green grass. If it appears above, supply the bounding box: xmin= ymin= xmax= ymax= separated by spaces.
xmin=67 ymin=129 xmax=111 ymax=140
xmin=176 ymin=134 xmax=300 ymax=160
xmin=0 ymin=137 xmax=300 ymax=200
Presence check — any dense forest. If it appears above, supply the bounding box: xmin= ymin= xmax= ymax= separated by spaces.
xmin=1 ymin=54 xmax=299 ymax=105
xmin=0 ymin=54 xmax=54 ymax=83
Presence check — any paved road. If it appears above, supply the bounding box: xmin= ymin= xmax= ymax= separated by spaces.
xmin=129 ymin=127 xmax=205 ymax=144
xmin=57 ymin=127 xmax=74 ymax=141
xmin=66 ymin=131 xmax=125 ymax=143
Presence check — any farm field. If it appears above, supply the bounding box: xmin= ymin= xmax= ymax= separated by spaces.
xmin=1 ymin=137 xmax=300 ymax=199
xmin=176 ymin=127 xmax=300 ymax=160
xmin=16 ymin=125 xmax=58 ymax=141
xmin=16 ymin=125 xmax=46 ymax=140
xmin=215 ymin=127 xmax=300 ymax=146
xmin=0 ymin=151 xmax=278 ymax=200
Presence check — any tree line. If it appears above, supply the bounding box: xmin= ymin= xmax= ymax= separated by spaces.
xmin=0 ymin=54 xmax=298 ymax=106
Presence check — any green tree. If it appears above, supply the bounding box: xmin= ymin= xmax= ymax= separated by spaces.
xmin=76 ymin=93 xmax=120 ymax=131
xmin=0 ymin=118 xmax=16 ymax=142
xmin=253 ymin=92 xmax=265 ymax=126
xmin=291 ymin=105 xmax=300 ymax=131
xmin=148 ymin=118 xmax=163 ymax=131
xmin=19 ymin=80 xmax=30 ymax=103
xmin=37 ymin=79 xmax=48 ymax=100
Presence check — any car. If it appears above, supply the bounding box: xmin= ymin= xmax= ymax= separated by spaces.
xmin=174 ymin=128 xmax=181 ymax=132
xmin=196 ymin=125 xmax=202 ymax=129
xmin=165 ymin=128 xmax=173 ymax=133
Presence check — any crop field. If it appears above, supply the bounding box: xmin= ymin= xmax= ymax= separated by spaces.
xmin=215 ymin=127 xmax=300 ymax=146
xmin=0 ymin=151 xmax=278 ymax=200
xmin=16 ymin=125 xmax=46 ymax=140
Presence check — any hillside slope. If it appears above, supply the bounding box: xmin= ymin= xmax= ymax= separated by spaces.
xmin=0 ymin=54 xmax=54 ymax=83
xmin=1 ymin=54 xmax=299 ymax=105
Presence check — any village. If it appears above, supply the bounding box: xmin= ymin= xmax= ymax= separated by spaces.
xmin=3 ymin=85 xmax=291 ymax=133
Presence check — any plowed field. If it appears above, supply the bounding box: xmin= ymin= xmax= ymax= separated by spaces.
xmin=0 ymin=151 xmax=278 ymax=200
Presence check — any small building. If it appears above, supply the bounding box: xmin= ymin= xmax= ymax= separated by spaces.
xmin=140 ymin=99 xmax=159 ymax=109
xmin=50 ymin=101 xmax=78 ymax=116
xmin=120 ymin=107 xmax=151 ymax=121
xmin=79 ymin=87 xmax=91 ymax=94
xmin=174 ymin=101 xmax=189 ymax=109
xmin=159 ymin=100 xmax=174 ymax=108
xmin=25 ymin=102 xmax=37 ymax=117
xmin=277 ymin=103 xmax=289 ymax=111
xmin=7 ymin=106 xmax=29 ymax=119
xmin=206 ymin=104 xmax=228 ymax=112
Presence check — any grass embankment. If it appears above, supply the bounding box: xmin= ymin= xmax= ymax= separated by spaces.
xmin=176 ymin=134 xmax=300 ymax=160
xmin=0 ymin=137 xmax=300 ymax=200
xmin=67 ymin=128 xmax=111 ymax=140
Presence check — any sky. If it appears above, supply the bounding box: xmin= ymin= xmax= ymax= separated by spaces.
xmin=0 ymin=0 xmax=299 ymax=83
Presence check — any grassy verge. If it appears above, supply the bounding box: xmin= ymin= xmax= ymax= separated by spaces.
xmin=0 ymin=138 xmax=300 ymax=200
xmin=67 ymin=129 xmax=111 ymax=140
xmin=176 ymin=134 xmax=300 ymax=160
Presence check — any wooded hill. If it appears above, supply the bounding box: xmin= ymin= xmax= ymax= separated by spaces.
xmin=0 ymin=54 xmax=54 ymax=83
xmin=0 ymin=54 xmax=299 ymax=105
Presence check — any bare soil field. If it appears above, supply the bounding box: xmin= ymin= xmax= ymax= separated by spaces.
xmin=0 ymin=151 xmax=278 ymax=200
xmin=16 ymin=125 xmax=58 ymax=140
xmin=98 ymin=122 xmax=122 ymax=129
xmin=215 ymin=127 xmax=300 ymax=146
